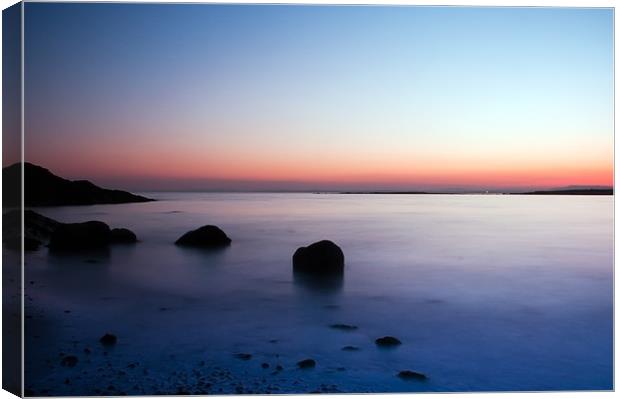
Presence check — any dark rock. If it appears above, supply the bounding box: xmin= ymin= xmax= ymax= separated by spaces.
xmin=3 ymin=162 xmax=155 ymax=207
xmin=233 ymin=353 xmax=252 ymax=360
xmin=175 ymin=225 xmax=231 ymax=248
xmin=397 ymin=370 xmax=428 ymax=381
xmin=3 ymin=209 xmax=61 ymax=251
xmin=49 ymin=221 xmax=111 ymax=251
xmin=261 ymin=363 xmax=269 ymax=369
xmin=375 ymin=336 xmax=402 ymax=347
xmin=61 ymin=355 xmax=78 ymax=367
xmin=275 ymin=365 xmax=283 ymax=371
xmin=110 ymin=228 xmax=138 ymax=243
xmin=329 ymin=324 xmax=358 ymax=331
xmin=99 ymin=333 xmax=117 ymax=346
xmin=293 ymin=240 xmax=344 ymax=275
xmin=23 ymin=237 xmax=43 ymax=251
xmin=297 ymin=359 xmax=316 ymax=369
xmin=5 ymin=209 xmax=136 ymax=251
xmin=341 ymin=346 xmax=360 ymax=351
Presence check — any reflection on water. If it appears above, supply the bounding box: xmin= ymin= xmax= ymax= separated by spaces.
xmin=48 ymin=247 xmax=112 ymax=259
xmin=22 ymin=193 xmax=613 ymax=394
xmin=293 ymin=270 xmax=344 ymax=294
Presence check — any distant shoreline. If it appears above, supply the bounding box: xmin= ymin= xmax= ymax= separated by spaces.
xmin=127 ymin=189 xmax=613 ymax=196
xmin=512 ymin=189 xmax=613 ymax=196
xmin=338 ymin=189 xmax=613 ymax=196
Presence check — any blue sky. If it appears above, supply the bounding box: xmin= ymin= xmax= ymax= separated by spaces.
xmin=20 ymin=4 xmax=613 ymax=191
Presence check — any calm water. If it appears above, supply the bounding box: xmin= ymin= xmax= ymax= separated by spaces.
xmin=21 ymin=193 xmax=613 ymax=394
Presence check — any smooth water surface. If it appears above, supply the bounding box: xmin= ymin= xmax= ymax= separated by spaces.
xmin=21 ymin=194 xmax=613 ymax=394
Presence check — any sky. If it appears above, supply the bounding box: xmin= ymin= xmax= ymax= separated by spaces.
xmin=13 ymin=4 xmax=614 ymax=192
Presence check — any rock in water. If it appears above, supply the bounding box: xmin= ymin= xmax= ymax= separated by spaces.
xmin=397 ymin=370 xmax=427 ymax=381
xmin=297 ymin=359 xmax=316 ymax=369
xmin=375 ymin=336 xmax=402 ymax=347
xmin=3 ymin=210 xmax=61 ymax=251
xmin=175 ymin=225 xmax=231 ymax=248
xmin=61 ymin=355 xmax=78 ymax=367
xmin=293 ymin=240 xmax=344 ymax=275
xmin=99 ymin=333 xmax=117 ymax=346
xmin=329 ymin=324 xmax=358 ymax=331
xmin=49 ymin=221 xmax=111 ymax=251
xmin=110 ymin=228 xmax=138 ymax=243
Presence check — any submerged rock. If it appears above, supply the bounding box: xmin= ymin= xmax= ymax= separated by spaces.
xmin=49 ymin=221 xmax=111 ymax=251
xmin=60 ymin=355 xmax=78 ymax=367
xmin=99 ymin=333 xmax=117 ymax=346
xmin=329 ymin=324 xmax=358 ymax=331
xmin=341 ymin=346 xmax=360 ymax=351
xmin=297 ymin=359 xmax=316 ymax=369
xmin=110 ymin=228 xmax=138 ymax=243
xmin=233 ymin=353 xmax=252 ymax=360
xmin=175 ymin=225 xmax=231 ymax=248
xmin=397 ymin=370 xmax=427 ymax=381
xmin=293 ymin=240 xmax=344 ymax=275
xmin=375 ymin=336 xmax=402 ymax=347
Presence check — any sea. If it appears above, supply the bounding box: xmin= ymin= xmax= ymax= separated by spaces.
xmin=14 ymin=193 xmax=613 ymax=394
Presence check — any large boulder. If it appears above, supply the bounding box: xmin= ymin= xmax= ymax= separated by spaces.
xmin=293 ymin=240 xmax=344 ymax=275
xmin=49 ymin=221 xmax=112 ymax=251
xmin=175 ymin=225 xmax=231 ymax=248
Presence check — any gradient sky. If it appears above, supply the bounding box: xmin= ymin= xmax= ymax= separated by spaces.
xmin=18 ymin=4 xmax=613 ymax=192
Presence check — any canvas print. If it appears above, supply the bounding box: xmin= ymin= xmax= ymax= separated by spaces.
xmin=2 ymin=2 xmax=614 ymax=396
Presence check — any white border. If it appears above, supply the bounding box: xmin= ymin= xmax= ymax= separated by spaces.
xmin=0 ymin=1 xmax=616 ymax=399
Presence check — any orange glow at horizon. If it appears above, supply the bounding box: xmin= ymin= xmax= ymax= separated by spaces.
xmin=34 ymin=146 xmax=613 ymax=190
xmin=24 ymin=117 xmax=613 ymax=191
